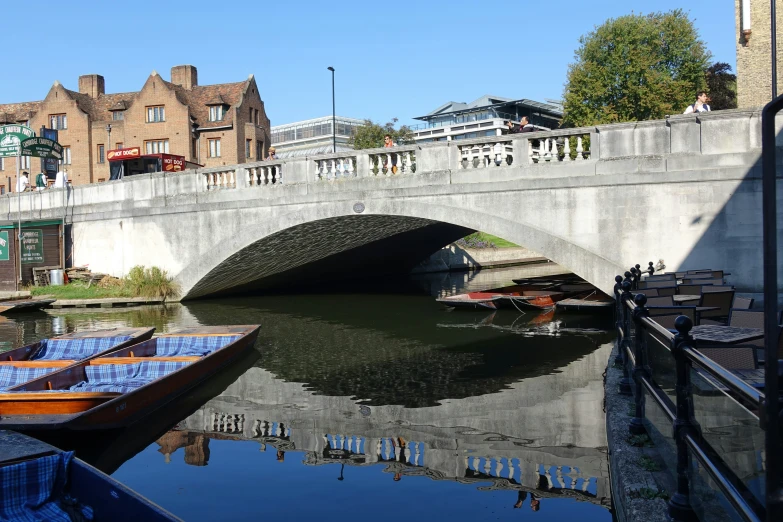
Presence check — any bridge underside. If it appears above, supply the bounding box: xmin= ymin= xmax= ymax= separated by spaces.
xmin=187 ymin=215 xmax=472 ymax=298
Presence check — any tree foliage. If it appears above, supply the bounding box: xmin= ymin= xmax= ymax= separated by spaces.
xmin=705 ymin=62 xmax=737 ymax=111
xmin=349 ymin=118 xmax=414 ymax=149
xmin=562 ymin=10 xmax=711 ymax=127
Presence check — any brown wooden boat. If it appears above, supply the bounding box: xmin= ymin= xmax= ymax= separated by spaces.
xmin=0 ymin=325 xmax=260 ymax=431
xmin=0 ymin=328 xmax=155 ymax=391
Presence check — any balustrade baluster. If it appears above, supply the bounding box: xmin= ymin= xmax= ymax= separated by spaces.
xmin=576 ymin=136 xmax=584 ymax=160
xmin=542 ymin=138 xmax=550 ymax=161
xmin=563 ymin=137 xmax=572 ymax=162
xmin=384 ymin=153 xmax=391 ymax=176
xmin=405 ymin=151 xmax=412 ymax=173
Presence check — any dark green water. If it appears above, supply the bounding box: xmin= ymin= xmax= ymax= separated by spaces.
xmin=1 ymin=266 xmax=615 ymax=521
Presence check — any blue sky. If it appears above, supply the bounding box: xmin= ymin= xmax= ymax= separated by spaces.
xmin=0 ymin=0 xmax=735 ymax=127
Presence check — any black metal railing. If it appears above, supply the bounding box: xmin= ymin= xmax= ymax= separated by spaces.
xmin=613 ymin=270 xmax=779 ymax=522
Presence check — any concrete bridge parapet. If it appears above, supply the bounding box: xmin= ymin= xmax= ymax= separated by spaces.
xmin=1 ymin=108 xmax=779 ymax=298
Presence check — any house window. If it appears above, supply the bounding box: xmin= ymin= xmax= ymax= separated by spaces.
xmin=98 ymin=144 xmax=105 ymax=163
xmin=49 ymin=114 xmax=67 ymax=130
xmin=209 ymin=106 xmax=224 ymax=122
xmin=146 ymin=106 xmax=165 ymax=122
xmin=112 ymin=111 xmax=124 ymax=121
xmin=208 ymin=138 xmax=221 ymax=158
xmin=62 ymin=147 xmax=71 ymax=165
xmin=20 ymin=156 xmax=31 ymax=169
xmin=246 ymin=139 xmax=252 ymax=158
xmin=0 ymin=157 xmax=4 ymax=171
xmin=116 ymin=143 xmax=123 ymax=149
xmin=145 ymin=140 xmax=169 ymax=154
xmin=256 ymin=140 xmax=262 ymax=160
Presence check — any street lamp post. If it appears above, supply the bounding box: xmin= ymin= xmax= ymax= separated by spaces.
xmin=772 ymin=0 xmax=778 ymax=98
xmin=105 ymin=124 xmax=112 ymax=178
xmin=327 ymin=67 xmax=336 ymax=154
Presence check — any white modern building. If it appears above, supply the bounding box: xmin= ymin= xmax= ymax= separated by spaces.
xmin=270 ymin=116 xmax=365 ymax=157
xmin=411 ymin=95 xmax=563 ymax=143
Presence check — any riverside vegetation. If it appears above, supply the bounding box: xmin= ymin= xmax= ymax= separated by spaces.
xmin=30 ymin=265 xmax=180 ymax=301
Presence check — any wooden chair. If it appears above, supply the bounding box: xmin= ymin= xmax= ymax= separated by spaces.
xmin=678 ymin=284 xmax=708 ymax=295
xmin=698 ymin=291 xmax=736 ymax=324
xmin=635 ymin=288 xmax=659 ymax=297
xmin=648 ymin=306 xmax=697 ymax=323
xmin=639 ymin=280 xmax=677 ymax=289
xmin=657 ymin=286 xmax=677 ymax=296
xmin=645 ymin=296 xmax=674 ymax=306
xmin=702 ymin=285 xmax=735 ymax=293
xmin=683 ymin=278 xmax=724 ymax=285
xmin=732 ymin=296 xmax=754 ymax=310
xmin=696 ymin=345 xmax=758 ymax=370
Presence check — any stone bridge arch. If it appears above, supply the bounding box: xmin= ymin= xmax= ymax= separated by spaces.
xmin=178 ymin=198 xmax=620 ymax=299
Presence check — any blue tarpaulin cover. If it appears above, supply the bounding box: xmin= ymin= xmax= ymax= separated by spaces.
xmin=33 ymin=336 xmax=132 ymax=361
xmin=154 ymin=335 xmax=239 ymax=357
xmin=69 ymin=360 xmax=191 ymax=393
xmin=0 ymin=367 xmax=57 ymax=391
xmin=0 ymin=451 xmax=93 ymax=522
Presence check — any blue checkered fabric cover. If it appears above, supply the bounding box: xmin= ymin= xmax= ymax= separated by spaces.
xmin=33 ymin=336 xmax=132 ymax=361
xmin=0 ymin=366 xmax=58 ymax=391
xmin=69 ymin=360 xmax=191 ymax=393
xmin=155 ymin=335 xmax=239 ymax=357
xmin=0 ymin=450 xmax=94 ymax=521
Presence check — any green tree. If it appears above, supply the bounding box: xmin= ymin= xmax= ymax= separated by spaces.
xmin=705 ymin=62 xmax=737 ymax=111
xmin=349 ymin=118 xmax=414 ymax=149
xmin=562 ymin=10 xmax=711 ymax=127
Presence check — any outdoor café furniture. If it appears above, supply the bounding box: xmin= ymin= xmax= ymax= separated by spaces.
xmin=697 ymin=345 xmax=758 ymax=370
xmin=678 ymin=284 xmax=712 ymax=295
xmin=656 ymin=286 xmax=677 ymax=296
xmin=645 ymin=296 xmax=674 ymax=306
xmin=697 ymin=290 xmax=735 ymax=323
xmin=674 ymin=294 xmax=701 ymax=303
xmin=648 ymin=306 xmax=697 ymax=325
xmin=644 ymin=274 xmax=675 ymax=282
xmin=635 ymin=288 xmax=659 ymax=297
xmin=638 ymin=280 xmax=677 ymax=289
xmin=702 ymin=285 xmax=735 ymax=293
xmin=689 ymin=325 xmax=764 ymax=344
xmin=683 ymin=278 xmax=725 ymax=285
xmin=728 ymin=309 xmax=764 ymax=361
xmin=732 ymin=296 xmax=754 ymax=309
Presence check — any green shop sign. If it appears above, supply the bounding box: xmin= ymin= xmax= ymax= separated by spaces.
xmin=0 ymin=125 xmax=35 ymax=157
xmin=0 ymin=231 xmax=9 ymax=262
xmin=21 ymin=137 xmax=63 ymax=159
xmin=20 ymin=229 xmax=44 ymax=264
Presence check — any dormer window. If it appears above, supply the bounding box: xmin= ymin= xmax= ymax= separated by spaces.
xmin=112 ymin=111 xmax=124 ymax=121
xmin=209 ymin=105 xmax=225 ymax=122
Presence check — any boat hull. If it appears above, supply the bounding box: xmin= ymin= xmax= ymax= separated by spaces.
xmin=0 ymin=326 xmax=261 ymax=431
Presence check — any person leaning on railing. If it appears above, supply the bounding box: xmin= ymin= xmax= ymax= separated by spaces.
xmin=502 ymin=116 xmax=536 ymax=135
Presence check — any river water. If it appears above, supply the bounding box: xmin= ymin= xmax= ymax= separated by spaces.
xmin=1 ymin=265 xmax=615 ymax=521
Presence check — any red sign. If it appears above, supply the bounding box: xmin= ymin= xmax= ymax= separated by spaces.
xmin=107 ymin=147 xmax=141 ymax=161
xmin=161 ymin=154 xmax=185 ymax=172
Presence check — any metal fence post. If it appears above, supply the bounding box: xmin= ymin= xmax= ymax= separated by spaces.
xmin=668 ymin=316 xmax=698 ymax=522
xmin=614 ymin=275 xmax=624 ymax=365
xmin=618 ymin=280 xmax=633 ymax=395
xmin=629 ymin=293 xmax=649 ymax=435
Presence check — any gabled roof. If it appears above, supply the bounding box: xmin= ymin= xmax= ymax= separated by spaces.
xmin=0 ymin=74 xmax=253 ymax=130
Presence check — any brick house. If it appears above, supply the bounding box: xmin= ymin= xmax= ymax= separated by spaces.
xmin=735 ymin=0 xmax=783 ymax=108
xmin=0 ymin=65 xmax=270 ymax=190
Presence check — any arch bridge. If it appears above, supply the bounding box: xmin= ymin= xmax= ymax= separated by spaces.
xmin=1 ymin=108 xmax=777 ymax=298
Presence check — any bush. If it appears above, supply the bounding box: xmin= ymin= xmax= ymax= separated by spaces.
xmin=123 ymin=265 xmax=180 ymax=300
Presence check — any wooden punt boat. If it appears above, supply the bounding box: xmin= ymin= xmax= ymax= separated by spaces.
xmin=0 ymin=430 xmax=180 ymax=521
xmin=0 ymin=327 xmax=156 ymax=391
xmin=0 ymin=325 xmax=260 ymax=431
xmin=436 ymin=292 xmax=505 ymax=310
xmin=0 ymin=298 xmax=56 ymax=314
xmin=555 ymin=292 xmax=615 ymax=314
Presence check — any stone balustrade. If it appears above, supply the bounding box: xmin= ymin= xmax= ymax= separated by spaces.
xmin=202 ymin=167 xmax=236 ymax=190
xmin=248 ymin=162 xmax=283 ymax=186
xmin=367 ymin=145 xmax=417 ymax=176
xmin=457 ymin=138 xmax=515 ymax=169
xmin=313 ymin=155 xmax=357 ymax=181
xmin=526 ymin=128 xmax=593 ymax=164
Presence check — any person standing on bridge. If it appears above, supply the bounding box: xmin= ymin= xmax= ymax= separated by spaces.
xmin=266 ymin=147 xmax=278 ymax=161
xmin=54 ymin=169 xmax=68 ymax=189
xmin=15 ymin=172 xmax=29 ymax=192
xmin=683 ymin=91 xmax=711 ymax=114
xmin=518 ymin=116 xmax=535 ymax=133
xmin=384 ymin=134 xmax=398 ymax=174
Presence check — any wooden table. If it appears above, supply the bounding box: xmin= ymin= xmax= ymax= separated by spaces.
xmin=690 ymin=325 xmax=764 ymax=344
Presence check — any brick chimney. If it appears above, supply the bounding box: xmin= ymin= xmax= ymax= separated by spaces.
xmin=171 ymin=65 xmax=198 ymax=90
xmin=78 ymin=74 xmax=105 ymax=98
